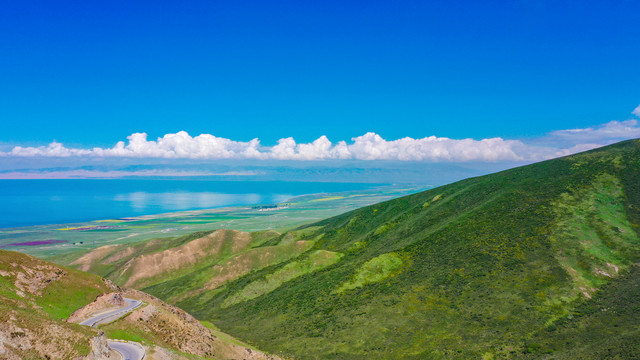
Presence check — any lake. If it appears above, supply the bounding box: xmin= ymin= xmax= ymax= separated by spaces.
xmin=0 ymin=179 xmax=384 ymax=228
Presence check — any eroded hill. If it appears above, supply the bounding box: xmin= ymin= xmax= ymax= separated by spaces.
xmin=0 ymin=250 xmax=281 ymax=360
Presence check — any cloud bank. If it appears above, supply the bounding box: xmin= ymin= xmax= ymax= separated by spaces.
xmin=2 ymin=106 xmax=639 ymax=162
xmin=0 ymin=169 xmax=258 ymax=180
xmin=548 ymin=119 xmax=640 ymax=143
xmin=1 ymin=132 xmax=533 ymax=161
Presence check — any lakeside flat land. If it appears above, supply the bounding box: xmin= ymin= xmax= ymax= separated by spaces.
xmin=0 ymin=185 xmax=426 ymax=259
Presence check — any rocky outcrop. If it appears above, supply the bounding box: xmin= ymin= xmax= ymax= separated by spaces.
xmin=84 ymin=333 xmax=119 ymax=360
xmin=0 ymin=309 xmax=99 ymax=359
xmin=67 ymin=292 xmax=126 ymax=323
xmin=121 ymin=289 xmax=282 ymax=360
xmin=11 ymin=262 xmax=67 ymax=297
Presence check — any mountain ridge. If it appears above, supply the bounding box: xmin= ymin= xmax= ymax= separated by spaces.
xmin=182 ymin=139 xmax=640 ymax=359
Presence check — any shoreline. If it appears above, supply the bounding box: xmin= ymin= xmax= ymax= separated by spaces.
xmin=0 ymin=184 xmax=394 ymax=231
xmin=0 ymin=185 xmax=428 ymax=258
xmin=0 ymin=180 xmax=393 ymax=230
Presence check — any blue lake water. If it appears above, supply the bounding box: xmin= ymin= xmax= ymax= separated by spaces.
xmin=0 ymin=180 xmax=383 ymax=228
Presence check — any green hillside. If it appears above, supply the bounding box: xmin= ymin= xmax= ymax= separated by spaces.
xmin=0 ymin=250 xmax=110 ymax=358
xmin=519 ymin=263 xmax=640 ymax=359
xmin=136 ymin=139 xmax=640 ymax=359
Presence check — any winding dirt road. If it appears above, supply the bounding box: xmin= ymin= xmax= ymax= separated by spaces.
xmin=107 ymin=340 xmax=145 ymax=360
xmin=79 ymin=297 xmax=145 ymax=360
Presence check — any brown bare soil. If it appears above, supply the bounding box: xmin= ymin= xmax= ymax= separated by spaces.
xmin=102 ymin=246 xmax=136 ymax=264
xmin=71 ymin=245 xmax=121 ymax=272
xmin=123 ymin=229 xmax=251 ymax=288
xmin=119 ymin=289 xmax=282 ymax=360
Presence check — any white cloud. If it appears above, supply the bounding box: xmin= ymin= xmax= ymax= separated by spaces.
xmin=9 ymin=141 xmax=93 ymax=157
xmin=269 ymin=136 xmax=352 ymax=160
xmin=2 ymin=109 xmax=640 ymax=162
xmin=91 ymin=131 xmax=265 ymax=159
xmin=348 ymin=133 xmax=525 ymax=161
xmin=548 ymin=120 xmax=640 ymax=142
xmin=0 ymin=132 xmax=532 ymax=162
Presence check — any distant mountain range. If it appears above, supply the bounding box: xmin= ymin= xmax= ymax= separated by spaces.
xmin=0 ymin=159 xmax=521 ymax=184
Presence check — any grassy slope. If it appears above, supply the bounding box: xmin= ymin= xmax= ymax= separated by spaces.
xmin=518 ymin=264 xmax=640 ymax=359
xmin=0 ymin=250 xmax=108 ymax=358
xmin=56 ymin=230 xmax=282 ymax=287
xmin=0 ymin=250 xmax=110 ymax=319
xmin=58 ymin=225 xmax=335 ymax=306
xmin=156 ymin=140 xmax=640 ymax=359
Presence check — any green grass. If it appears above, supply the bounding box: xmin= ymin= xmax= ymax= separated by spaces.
xmin=0 ymin=250 xmax=109 ymax=320
xmin=102 ymin=321 xmax=212 ymax=360
xmin=223 ymin=250 xmax=343 ymax=307
xmin=200 ymin=320 xmax=258 ymax=349
xmin=0 ymin=274 xmax=23 ymax=301
xmin=103 ymin=327 xmax=148 ymax=343
xmin=517 ymin=264 xmax=640 ymax=359
xmin=35 ymin=270 xmax=108 ymax=320
xmin=335 ymin=252 xmax=403 ymax=293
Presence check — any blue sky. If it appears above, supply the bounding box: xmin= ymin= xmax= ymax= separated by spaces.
xmin=0 ymin=0 xmax=639 ymax=180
